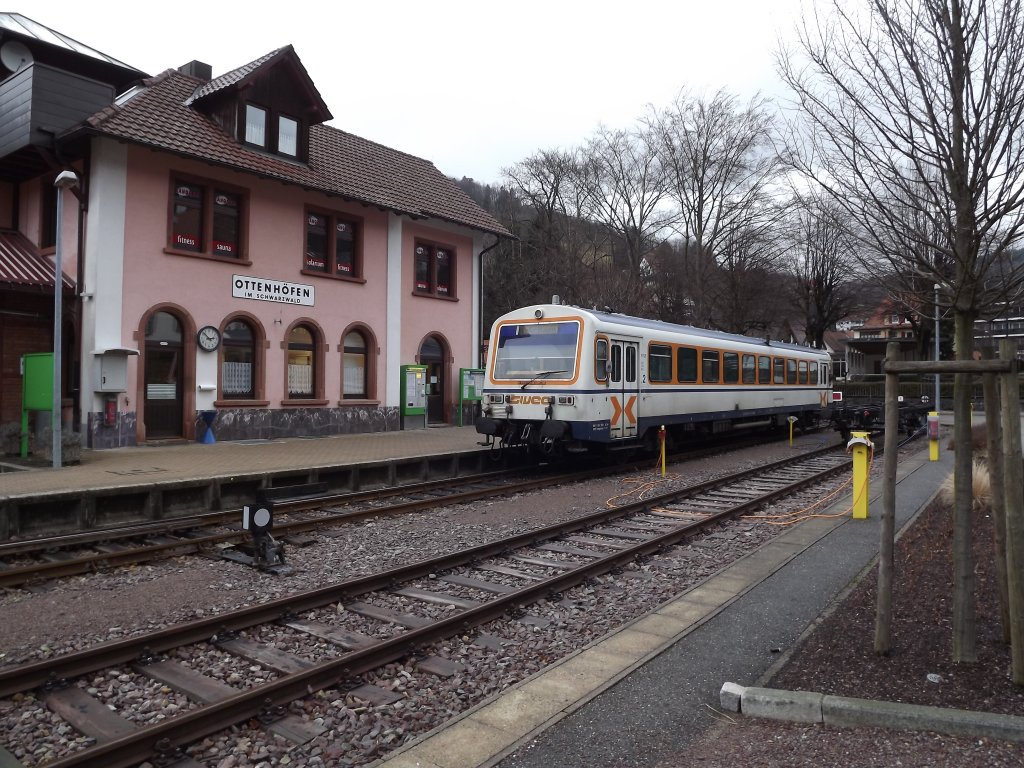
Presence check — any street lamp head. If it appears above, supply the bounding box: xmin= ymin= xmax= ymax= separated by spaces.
xmin=54 ymin=170 xmax=79 ymax=189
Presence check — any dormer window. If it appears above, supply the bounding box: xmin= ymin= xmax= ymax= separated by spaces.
xmin=241 ymin=102 xmax=303 ymax=159
xmin=278 ymin=115 xmax=298 ymax=156
xmin=245 ymin=104 xmax=267 ymax=147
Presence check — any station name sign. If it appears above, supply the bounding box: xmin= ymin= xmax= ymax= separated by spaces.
xmin=232 ymin=275 xmax=314 ymax=306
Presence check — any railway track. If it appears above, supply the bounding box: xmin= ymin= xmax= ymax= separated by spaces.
xmin=0 ymin=433 xmax=827 ymax=589
xmin=0 ymin=443 xmax=854 ymax=767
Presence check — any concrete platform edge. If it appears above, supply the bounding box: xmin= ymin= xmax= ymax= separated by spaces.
xmin=721 ymin=683 xmax=1024 ymax=744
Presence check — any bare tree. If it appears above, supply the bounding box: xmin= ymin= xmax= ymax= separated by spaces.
xmin=787 ymin=197 xmax=861 ymax=348
xmin=647 ymin=89 xmax=786 ymax=328
xmin=573 ymin=125 xmax=669 ymax=313
xmin=779 ymin=0 xmax=1024 ymax=673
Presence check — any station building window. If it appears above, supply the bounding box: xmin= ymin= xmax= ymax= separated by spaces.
xmin=304 ymin=210 xmax=361 ymax=279
xmin=341 ymin=327 xmax=377 ymax=400
xmin=168 ymin=176 xmax=248 ymax=261
xmin=242 ymin=103 xmax=305 ymax=160
xmin=286 ymin=324 xmax=321 ymax=401
xmin=219 ymin=318 xmax=265 ymax=402
xmin=413 ymin=240 xmax=455 ymax=298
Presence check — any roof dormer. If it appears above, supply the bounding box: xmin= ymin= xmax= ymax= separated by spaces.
xmin=183 ymin=45 xmax=331 ymax=164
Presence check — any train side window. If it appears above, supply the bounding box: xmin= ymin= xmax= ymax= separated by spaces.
xmin=702 ymin=350 xmax=720 ymax=383
xmin=773 ymin=357 xmax=785 ymax=384
xmin=758 ymin=355 xmax=771 ymax=384
xmin=677 ymin=347 xmax=697 ymax=382
xmin=595 ymin=338 xmax=609 ymax=382
xmin=649 ymin=344 xmax=672 ymax=383
xmin=799 ymin=361 xmax=808 ymax=384
xmin=723 ymin=352 xmax=739 ymax=384
xmin=787 ymin=359 xmax=797 ymax=384
xmin=626 ymin=346 xmax=637 ymax=383
xmin=611 ymin=344 xmax=622 ymax=382
xmin=742 ymin=354 xmax=756 ymax=384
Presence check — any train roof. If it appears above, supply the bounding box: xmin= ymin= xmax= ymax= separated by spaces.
xmin=507 ymin=304 xmax=829 ymax=357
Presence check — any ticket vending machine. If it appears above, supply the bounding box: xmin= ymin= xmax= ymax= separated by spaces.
xmin=20 ymin=352 xmax=53 ymax=457
xmin=458 ymin=367 xmax=484 ymax=426
xmin=400 ymin=364 xmax=427 ymax=430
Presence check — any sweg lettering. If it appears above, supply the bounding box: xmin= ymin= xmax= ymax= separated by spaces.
xmin=506 ymin=395 xmax=552 ymax=405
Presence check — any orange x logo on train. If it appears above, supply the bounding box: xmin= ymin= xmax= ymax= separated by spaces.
xmin=610 ymin=395 xmax=637 ymax=425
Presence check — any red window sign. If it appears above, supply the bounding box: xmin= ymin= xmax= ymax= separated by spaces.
xmin=176 ymin=233 xmax=198 ymax=248
xmin=213 ymin=241 xmax=235 ymax=254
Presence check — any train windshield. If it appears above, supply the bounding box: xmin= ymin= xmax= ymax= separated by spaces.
xmin=492 ymin=320 xmax=580 ymax=380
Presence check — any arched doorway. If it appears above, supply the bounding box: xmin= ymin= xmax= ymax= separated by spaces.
xmin=144 ymin=311 xmax=184 ymax=438
xmin=418 ymin=335 xmax=447 ymax=424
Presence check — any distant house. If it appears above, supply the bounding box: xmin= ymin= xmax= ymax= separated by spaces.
xmin=844 ymin=299 xmax=920 ymax=376
xmin=0 ymin=13 xmax=510 ymax=449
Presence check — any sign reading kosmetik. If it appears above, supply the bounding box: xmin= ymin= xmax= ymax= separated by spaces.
xmin=232 ymin=275 xmax=314 ymax=306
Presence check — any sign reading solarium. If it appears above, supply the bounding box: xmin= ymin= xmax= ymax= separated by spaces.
xmin=232 ymin=275 xmax=314 ymax=306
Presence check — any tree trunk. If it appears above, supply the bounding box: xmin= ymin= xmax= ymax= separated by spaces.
xmin=981 ymin=347 xmax=1010 ymax=642
xmin=952 ymin=312 xmax=976 ymax=663
xmin=999 ymin=339 xmax=1024 ymax=685
xmin=875 ymin=341 xmax=900 ymax=654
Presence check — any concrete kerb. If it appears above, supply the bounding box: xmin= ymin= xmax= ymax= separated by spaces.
xmin=718 ymin=683 xmax=1024 ymax=744
xmin=716 ymin=452 xmax=1024 ymax=745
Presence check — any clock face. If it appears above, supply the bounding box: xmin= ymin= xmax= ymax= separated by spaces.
xmin=198 ymin=325 xmax=221 ymax=351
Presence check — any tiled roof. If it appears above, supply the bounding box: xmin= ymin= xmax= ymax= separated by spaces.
xmin=185 ymin=48 xmax=285 ymax=105
xmin=0 ymin=230 xmax=75 ymax=290
xmin=81 ymin=68 xmax=510 ymax=238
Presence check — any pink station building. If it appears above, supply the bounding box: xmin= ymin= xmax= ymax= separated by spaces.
xmin=0 ymin=13 xmax=509 ymax=451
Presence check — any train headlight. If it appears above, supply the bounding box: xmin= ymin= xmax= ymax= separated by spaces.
xmin=486 ymin=394 xmax=504 ymax=405
xmin=556 ymin=395 xmax=576 ymax=406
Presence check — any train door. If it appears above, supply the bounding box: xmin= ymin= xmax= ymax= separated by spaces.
xmin=609 ymin=339 xmax=639 ymax=439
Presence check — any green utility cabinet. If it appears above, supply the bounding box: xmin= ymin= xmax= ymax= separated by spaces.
xmin=458 ymin=367 xmax=485 ymax=426
xmin=20 ymin=352 xmax=54 ymax=457
xmin=400 ymin=364 xmax=427 ymax=430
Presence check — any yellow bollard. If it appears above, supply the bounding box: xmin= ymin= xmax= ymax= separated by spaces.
xmin=927 ymin=411 xmax=940 ymax=462
xmin=847 ymin=431 xmax=873 ymax=519
xmin=659 ymin=425 xmax=666 ymax=477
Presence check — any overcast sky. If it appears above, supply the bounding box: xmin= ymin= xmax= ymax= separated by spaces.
xmin=24 ymin=0 xmax=819 ymax=184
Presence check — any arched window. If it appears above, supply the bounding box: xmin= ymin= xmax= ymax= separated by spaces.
xmin=342 ymin=330 xmax=368 ymax=399
xmin=287 ymin=325 xmax=316 ymax=399
xmin=221 ymin=320 xmax=255 ymax=399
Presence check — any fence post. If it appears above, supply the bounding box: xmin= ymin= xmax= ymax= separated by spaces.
xmin=999 ymin=339 xmax=1024 ymax=683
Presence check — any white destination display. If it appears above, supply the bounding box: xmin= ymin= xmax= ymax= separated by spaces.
xmin=232 ymin=275 xmax=314 ymax=306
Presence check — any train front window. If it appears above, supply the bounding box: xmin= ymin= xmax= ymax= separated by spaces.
xmin=493 ymin=320 xmax=580 ymax=380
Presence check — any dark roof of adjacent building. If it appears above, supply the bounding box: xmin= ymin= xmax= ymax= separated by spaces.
xmin=77 ymin=65 xmax=510 ymax=238
xmin=0 ymin=13 xmax=145 ymax=86
xmin=0 ymin=230 xmax=75 ymax=290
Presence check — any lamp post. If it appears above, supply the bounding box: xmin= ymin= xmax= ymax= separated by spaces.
xmin=52 ymin=170 xmax=79 ymax=470
xmin=933 ymin=283 xmax=941 ymax=410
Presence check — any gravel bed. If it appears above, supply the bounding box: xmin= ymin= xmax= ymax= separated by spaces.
xmin=0 ymin=435 xmax=861 ymax=765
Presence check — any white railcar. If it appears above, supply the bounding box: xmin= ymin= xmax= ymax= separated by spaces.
xmin=475 ymin=304 xmax=833 ymax=455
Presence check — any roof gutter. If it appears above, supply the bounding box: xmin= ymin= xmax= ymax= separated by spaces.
xmin=477 ymin=234 xmax=502 ymax=368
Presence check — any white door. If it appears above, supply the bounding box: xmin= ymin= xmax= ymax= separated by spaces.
xmin=609 ymin=339 xmax=639 ymax=439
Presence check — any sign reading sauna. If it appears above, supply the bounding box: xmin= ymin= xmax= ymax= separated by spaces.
xmin=232 ymin=275 xmax=315 ymax=306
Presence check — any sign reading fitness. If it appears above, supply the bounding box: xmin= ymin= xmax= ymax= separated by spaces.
xmin=232 ymin=275 xmax=314 ymax=306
